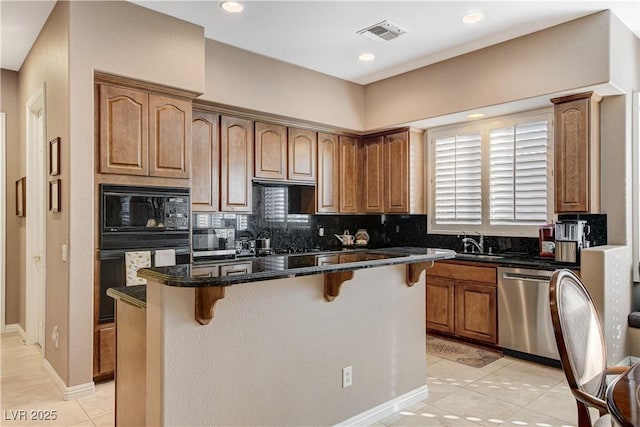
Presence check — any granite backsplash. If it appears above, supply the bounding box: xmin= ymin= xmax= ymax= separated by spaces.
xmin=206 ymin=184 xmax=608 ymax=254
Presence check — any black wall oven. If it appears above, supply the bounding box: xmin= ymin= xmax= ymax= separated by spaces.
xmin=98 ymin=184 xmax=191 ymax=323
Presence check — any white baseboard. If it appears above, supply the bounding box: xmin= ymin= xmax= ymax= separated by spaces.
xmin=334 ymin=385 xmax=429 ymax=427
xmin=42 ymin=358 xmax=95 ymax=401
xmin=4 ymin=323 xmax=26 ymax=340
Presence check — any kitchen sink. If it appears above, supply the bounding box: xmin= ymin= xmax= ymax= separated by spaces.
xmin=455 ymin=253 xmax=505 ymax=261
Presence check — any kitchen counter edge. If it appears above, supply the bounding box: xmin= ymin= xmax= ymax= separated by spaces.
xmin=106 ymin=285 xmax=147 ymax=309
xmin=452 ymin=253 xmax=581 ymax=271
xmin=138 ymin=247 xmax=456 ymax=288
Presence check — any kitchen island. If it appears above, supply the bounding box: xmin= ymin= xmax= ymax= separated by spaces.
xmin=109 ymin=247 xmax=454 ymax=426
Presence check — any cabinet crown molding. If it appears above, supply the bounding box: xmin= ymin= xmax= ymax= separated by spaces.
xmin=95 ymin=71 xmax=201 ymax=100
xmin=550 ymin=91 xmax=602 ymax=105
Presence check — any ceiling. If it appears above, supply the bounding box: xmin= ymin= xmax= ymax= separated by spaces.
xmin=2 ymin=1 xmax=639 ymax=85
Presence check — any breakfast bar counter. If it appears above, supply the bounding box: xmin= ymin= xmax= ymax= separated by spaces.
xmin=113 ymin=247 xmax=454 ymax=426
xmin=137 ymin=247 xmax=455 ymax=287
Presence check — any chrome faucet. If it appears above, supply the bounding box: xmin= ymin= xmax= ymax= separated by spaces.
xmin=461 ymin=232 xmax=484 ymax=253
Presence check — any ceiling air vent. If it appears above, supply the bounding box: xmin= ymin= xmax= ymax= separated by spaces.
xmin=357 ymin=20 xmax=407 ymax=43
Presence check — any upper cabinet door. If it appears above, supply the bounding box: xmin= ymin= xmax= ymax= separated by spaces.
xmin=148 ymin=94 xmax=191 ymax=179
xmin=191 ymin=111 xmax=220 ymax=212
xmin=552 ymin=92 xmax=600 ymax=213
xmin=221 ymin=116 xmax=253 ymax=212
xmin=288 ymin=128 xmax=317 ymax=182
xmin=99 ymin=85 xmax=149 ymax=176
xmin=339 ymin=136 xmax=359 ymax=213
xmin=317 ymin=133 xmax=339 ymax=213
xmin=362 ymin=136 xmax=385 ymax=213
xmin=255 ymin=122 xmax=287 ymax=180
xmin=384 ymin=131 xmax=409 ymax=213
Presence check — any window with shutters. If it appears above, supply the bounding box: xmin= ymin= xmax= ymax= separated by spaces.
xmin=428 ymin=109 xmax=553 ymax=236
xmin=433 ymin=130 xmax=482 ymax=225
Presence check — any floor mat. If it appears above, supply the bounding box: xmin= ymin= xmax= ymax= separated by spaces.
xmin=426 ymin=335 xmax=502 ymax=368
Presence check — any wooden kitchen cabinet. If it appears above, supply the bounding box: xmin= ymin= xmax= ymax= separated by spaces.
xmin=221 ymin=116 xmax=254 ymax=212
xmin=384 ymin=131 xmax=409 ymax=213
xmin=99 ymin=85 xmax=149 ymax=176
xmin=316 ymin=133 xmax=360 ymax=214
xmin=94 ymin=325 xmax=115 ymax=377
xmin=360 ymin=128 xmax=425 ymax=214
xmin=98 ymin=84 xmax=191 ymax=179
xmin=361 ymin=136 xmax=385 ymax=213
xmin=426 ymin=261 xmax=498 ymax=345
xmin=339 ymin=135 xmax=359 ymax=213
xmin=551 ymin=91 xmax=601 ymax=213
xmin=191 ymin=111 xmax=220 ymax=211
xmin=455 ymin=281 xmax=497 ymax=343
xmin=425 ymin=276 xmax=455 ymax=334
xmin=317 ymin=132 xmax=339 ymax=213
xmin=255 ymin=122 xmax=287 ymax=180
xmin=288 ymin=128 xmax=316 ymax=182
xmin=148 ymin=94 xmax=191 ymax=178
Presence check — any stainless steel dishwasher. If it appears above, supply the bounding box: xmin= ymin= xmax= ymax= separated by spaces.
xmin=498 ymin=267 xmax=560 ymax=365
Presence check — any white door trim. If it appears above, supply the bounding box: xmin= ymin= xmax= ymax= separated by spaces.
xmin=25 ymin=86 xmax=47 ymax=348
xmin=0 ymin=113 xmax=6 ymax=334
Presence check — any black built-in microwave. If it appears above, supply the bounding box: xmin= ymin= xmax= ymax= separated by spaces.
xmin=99 ymin=184 xmax=190 ymax=249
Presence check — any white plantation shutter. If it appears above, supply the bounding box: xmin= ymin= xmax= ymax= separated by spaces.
xmin=429 ymin=109 xmax=552 ymax=235
xmin=489 ymin=120 xmax=548 ymax=225
xmin=434 ymin=132 xmax=482 ymax=224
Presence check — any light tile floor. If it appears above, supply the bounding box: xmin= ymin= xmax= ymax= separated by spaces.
xmin=1 ymin=332 xmax=588 ymax=426
xmin=1 ymin=333 xmax=114 ymax=426
xmin=374 ymin=349 xmax=592 ymax=427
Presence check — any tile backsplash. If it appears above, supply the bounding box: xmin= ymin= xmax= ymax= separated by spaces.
xmin=198 ymin=185 xmax=608 ymax=254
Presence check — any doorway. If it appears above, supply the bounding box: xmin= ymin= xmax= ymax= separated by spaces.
xmin=25 ymin=87 xmax=46 ymax=349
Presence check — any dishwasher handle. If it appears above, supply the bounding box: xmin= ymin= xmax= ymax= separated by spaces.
xmin=502 ymin=272 xmax=552 ymax=283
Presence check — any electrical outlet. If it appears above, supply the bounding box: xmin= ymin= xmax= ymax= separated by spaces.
xmin=342 ymin=366 xmax=352 ymax=388
xmin=318 ymin=227 xmax=325 ymax=237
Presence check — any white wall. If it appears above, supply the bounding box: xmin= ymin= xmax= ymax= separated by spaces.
xmin=364 ymin=12 xmax=612 ymax=130
xmin=146 ymin=265 xmax=426 ymax=426
xmin=17 ymin=1 xmax=70 ymax=380
xmin=68 ymin=0 xmax=205 ymax=387
xmin=201 ymin=39 xmax=365 ymax=131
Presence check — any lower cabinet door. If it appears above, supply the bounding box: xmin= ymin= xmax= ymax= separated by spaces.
xmin=96 ymin=325 xmax=115 ymax=376
xmin=455 ymin=281 xmax=497 ymax=344
xmin=426 ymin=276 xmax=455 ymax=334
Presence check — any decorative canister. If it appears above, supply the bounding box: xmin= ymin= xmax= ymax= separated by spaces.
xmin=355 ymin=229 xmax=370 ymax=246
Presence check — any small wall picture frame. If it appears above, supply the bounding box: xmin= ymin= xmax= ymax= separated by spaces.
xmin=49 ymin=137 xmax=60 ymax=176
xmin=49 ymin=179 xmax=61 ymax=213
xmin=15 ymin=177 xmax=25 ymax=217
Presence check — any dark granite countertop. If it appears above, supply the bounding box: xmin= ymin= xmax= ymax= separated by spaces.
xmin=138 ymin=247 xmax=456 ymax=287
xmin=450 ymin=251 xmax=580 ymax=270
xmin=106 ymin=285 xmax=146 ymax=308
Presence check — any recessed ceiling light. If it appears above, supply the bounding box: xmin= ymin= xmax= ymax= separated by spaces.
xmin=462 ymin=12 xmax=484 ymax=24
xmin=467 ymin=113 xmax=485 ymax=119
xmin=220 ymin=1 xmax=243 ymax=13
xmin=358 ymin=53 xmax=375 ymax=61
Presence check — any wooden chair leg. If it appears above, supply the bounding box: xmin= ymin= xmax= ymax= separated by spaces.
xmin=576 ymin=401 xmax=593 ymax=427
